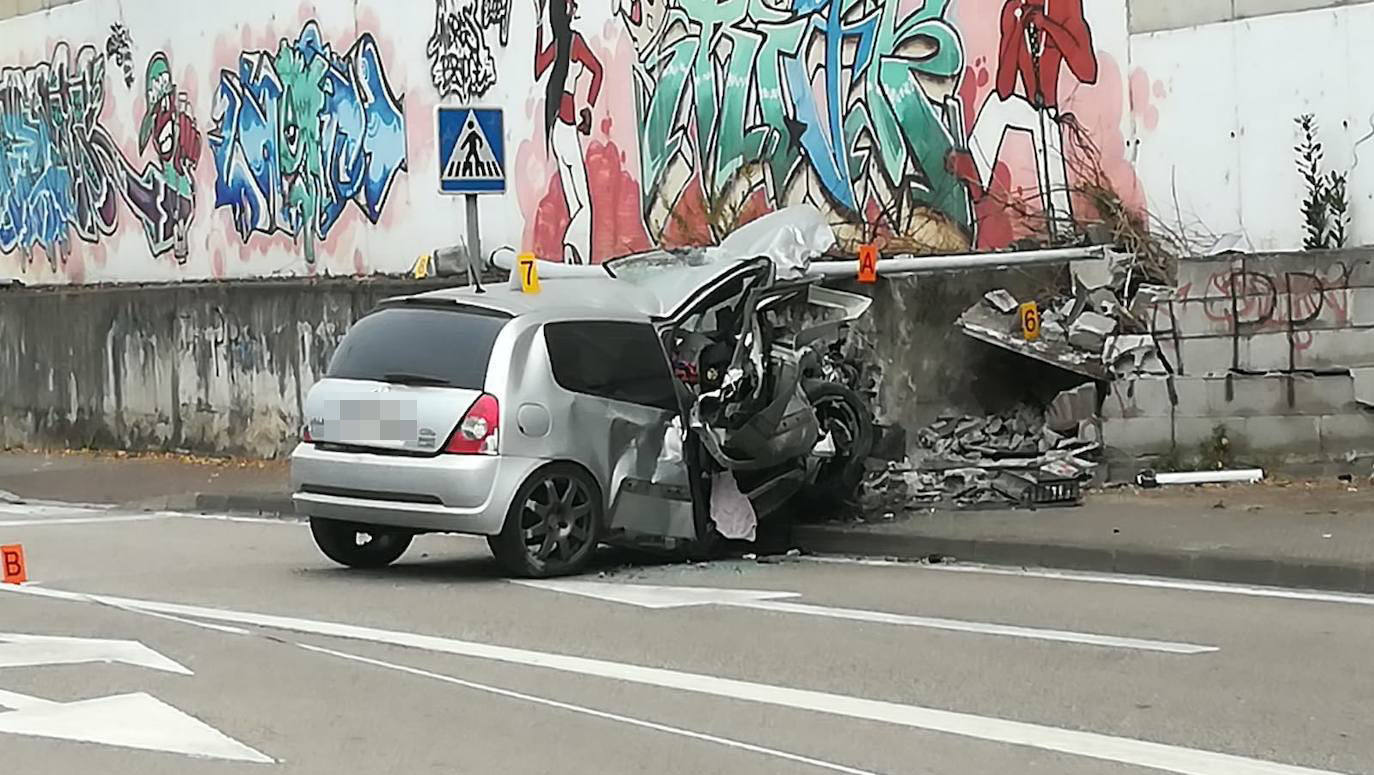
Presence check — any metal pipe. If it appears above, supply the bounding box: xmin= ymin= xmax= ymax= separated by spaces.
xmin=1138 ymin=469 xmax=1265 ymax=487
xmin=805 ymin=245 xmax=1110 ymax=278
xmin=489 ymin=244 xmax=1112 ymax=280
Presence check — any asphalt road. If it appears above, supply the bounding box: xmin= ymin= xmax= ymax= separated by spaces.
xmin=0 ymin=500 xmax=1370 ymax=774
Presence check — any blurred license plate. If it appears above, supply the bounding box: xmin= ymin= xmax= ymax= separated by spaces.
xmin=325 ymin=399 xmax=418 ymax=444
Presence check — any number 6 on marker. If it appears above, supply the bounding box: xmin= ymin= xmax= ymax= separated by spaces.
xmin=517 ymin=253 xmax=540 ymax=294
xmin=1019 ymin=301 xmax=1040 ymax=341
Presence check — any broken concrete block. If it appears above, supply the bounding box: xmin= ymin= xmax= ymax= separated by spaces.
xmin=1067 ymin=311 xmax=1117 ymax=352
xmin=1070 ymin=257 xmax=1114 ymax=290
xmin=1040 ymin=426 xmax=1064 ymax=452
xmin=1104 ymin=334 xmax=1158 ymax=375
xmin=984 ymin=289 xmax=1019 ymax=314
xmin=1129 ymin=284 xmax=1173 ymax=322
xmin=955 ymin=417 xmax=985 ymax=434
xmin=1046 ymin=383 xmax=1097 ymax=432
xmin=1078 ymin=419 xmax=1102 ymax=445
xmin=1088 ymin=288 xmax=1122 ymax=318
xmin=1354 ymin=368 xmax=1374 ymax=409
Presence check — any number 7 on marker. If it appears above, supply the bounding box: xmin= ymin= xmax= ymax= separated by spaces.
xmin=517 ymin=253 xmax=541 ymax=294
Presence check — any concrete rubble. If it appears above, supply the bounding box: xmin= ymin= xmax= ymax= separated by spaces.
xmin=861 ymin=398 xmax=1100 ymax=512
xmin=956 ymin=251 xmax=1172 ymax=381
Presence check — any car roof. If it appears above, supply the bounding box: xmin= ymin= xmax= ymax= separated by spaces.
xmin=390 ymin=257 xmax=760 ymax=321
xmin=390 ymin=276 xmax=661 ymax=321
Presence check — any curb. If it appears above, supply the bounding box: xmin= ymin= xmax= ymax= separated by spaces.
xmin=193 ymin=493 xmax=296 ymax=518
xmin=794 ymin=524 xmax=1374 ymax=595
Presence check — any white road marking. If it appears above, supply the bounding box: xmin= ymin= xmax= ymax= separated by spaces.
xmin=514 ymin=579 xmax=801 ymax=608
xmin=300 ymin=643 xmax=884 ymax=775
xmin=0 ymin=688 xmax=273 ymax=763
xmin=0 ymin=514 xmax=171 ymax=527
xmin=2 ymin=584 xmax=1347 ymax=775
xmin=0 ymin=632 xmax=192 ymax=674
xmin=804 ymin=557 xmax=1374 ymax=607
xmin=0 ymin=501 xmax=112 ymax=517
xmin=516 ymin=580 xmax=1217 ymax=655
xmin=176 ymin=513 xmax=305 ymax=525
xmin=98 ymin=603 xmax=252 ymax=636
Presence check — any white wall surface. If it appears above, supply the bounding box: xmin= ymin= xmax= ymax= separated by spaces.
xmin=1131 ymin=4 xmax=1374 ymax=251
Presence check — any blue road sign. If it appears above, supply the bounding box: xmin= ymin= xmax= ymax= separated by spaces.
xmin=437 ymin=107 xmax=505 ymax=195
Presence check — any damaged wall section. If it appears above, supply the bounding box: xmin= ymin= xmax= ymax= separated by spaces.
xmin=851 ymin=266 xmax=1084 ymax=438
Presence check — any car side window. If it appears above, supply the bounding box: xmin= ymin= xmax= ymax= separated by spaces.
xmin=544 ymin=322 xmax=679 ymax=411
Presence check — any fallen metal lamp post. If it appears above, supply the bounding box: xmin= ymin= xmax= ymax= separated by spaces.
xmin=490 ymin=244 xmax=1115 ymax=281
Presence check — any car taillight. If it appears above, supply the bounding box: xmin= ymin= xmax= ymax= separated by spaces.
xmin=302 ymin=425 xmax=314 ymax=443
xmin=445 ymin=394 xmax=500 ymax=455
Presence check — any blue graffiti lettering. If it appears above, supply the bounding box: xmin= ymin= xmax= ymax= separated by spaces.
xmin=209 ymin=21 xmax=407 ymax=264
xmin=0 ymin=43 xmax=121 ymax=269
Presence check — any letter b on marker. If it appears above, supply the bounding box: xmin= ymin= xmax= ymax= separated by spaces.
xmin=2 ymin=544 xmax=26 ymax=584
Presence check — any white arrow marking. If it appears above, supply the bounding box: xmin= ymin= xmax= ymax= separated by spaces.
xmin=514 ymin=580 xmax=1217 ymax=655
xmin=0 ymin=583 xmax=1343 ymax=775
xmin=0 ymin=633 xmax=193 ymax=675
xmin=0 ymin=687 xmax=272 ymax=763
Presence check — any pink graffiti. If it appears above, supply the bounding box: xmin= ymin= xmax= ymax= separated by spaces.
xmin=526 ymin=139 xmax=651 ymax=262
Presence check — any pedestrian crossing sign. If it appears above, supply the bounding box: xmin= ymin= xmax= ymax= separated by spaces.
xmin=437 ymin=107 xmax=505 ymax=195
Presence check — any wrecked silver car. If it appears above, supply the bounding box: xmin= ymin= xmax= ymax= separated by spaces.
xmin=291 ymin=207 xmax=874 ymax=577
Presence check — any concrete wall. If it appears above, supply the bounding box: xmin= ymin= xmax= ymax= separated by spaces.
xmin=0 ymin=267 xmax=1072 ymax=459
xmin=1104 ymin=249 xmax=1374 ymax=470
xmin=0 ymin=0 xmax=79 ymax=22
xmin=1130 ymin=2 xmax=1374 ymax=251
xmin=0 ymin=0 xmax=1141 ymax=285
xmin=1128 ymin=0 xmax=1374 ymax=32
xmin=0 ymin=277 xmax=456 ymax=457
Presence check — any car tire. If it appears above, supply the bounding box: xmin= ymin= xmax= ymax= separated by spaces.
xmin=310 ymin=518 xmax=413 ymax=569
xmin=798 ymin=380 xmax=875 ymax=511
xmin=489 ymin=464 xmax=603 ymax=578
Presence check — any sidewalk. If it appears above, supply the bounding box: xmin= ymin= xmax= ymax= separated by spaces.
xmin=0 ymin=449 xmax=291 ymax=515
xmin=798 ymin=483 xmax=1374 ymax=593
xmin=3 ymin=449 xmax=1372 ymax=593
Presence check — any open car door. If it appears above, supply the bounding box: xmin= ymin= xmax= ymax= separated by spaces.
xmin=647 ymin=257 xmax=819 ymax=473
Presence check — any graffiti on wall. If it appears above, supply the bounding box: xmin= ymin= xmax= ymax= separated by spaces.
xmin=106 ymin=24 xmax=134 ymax=89
xmin=533 ymin=0 xmax=603 ymax=264
xmin=209 ymin=22 xmax=407 ymax=264
xmin=1186 ymin=265 xmax=1355 ymax=351
xmin=128 ymin=53 xmax=202 ymax=262
xmin=616 ymin=0 xmax=973 ymax=252
xmin=0 ymin=43 xmax=121 ymax=268
xmin=0 ymin=41 xmax=209 ymax=269
xmin=428 ymin=0 xmax=512 ymax=101
xmin=949 ymin=0 xmax=1097 ymax=239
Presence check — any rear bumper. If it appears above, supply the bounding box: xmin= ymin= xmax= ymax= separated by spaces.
xmin=289 ymin=443 xmax=545 ymax=535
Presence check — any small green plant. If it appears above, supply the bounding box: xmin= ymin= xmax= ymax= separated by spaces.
xmin=1294 ymin=114 xmax=1350 ymax=250
xmin=1197 ymin=424 xmax=1241 ymax=470
xmin=1152 ymin=445 xmax=1189 ymax=473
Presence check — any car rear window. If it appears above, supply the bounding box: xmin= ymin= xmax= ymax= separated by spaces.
xmin=326 ymin=305 xmax=509 ymax=389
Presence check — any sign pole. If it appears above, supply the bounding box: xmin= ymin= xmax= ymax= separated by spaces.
xmin=465 ymin=193 xmax=484 ymax=293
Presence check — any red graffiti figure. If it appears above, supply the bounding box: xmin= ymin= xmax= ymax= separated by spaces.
xmin=951 ymin=0 xmax=1097 ymax=239
xmin=996 ymin=0 xmax=1096 ymax=110
xmin=534 ymin=0 xmax=603 ymax=264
